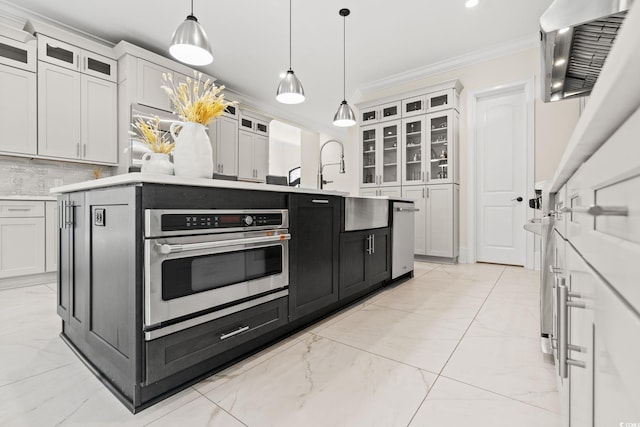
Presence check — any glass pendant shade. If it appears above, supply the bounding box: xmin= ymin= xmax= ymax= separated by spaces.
xmin=276 ymin=69 xmax=305 ymax=104
xmin=333 ymin=100 xmax=356 ymax=127
xmin=170 ymin=15 xmax=213 ymax=66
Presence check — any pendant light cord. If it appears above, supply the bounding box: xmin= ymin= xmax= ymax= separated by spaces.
xmin=289 ymin=0 xmax=292 ymax=69
xmin=342 ymin=13 xmax=346 ymax=101
xmin=190 ymin=0 xmax=194 ymax=15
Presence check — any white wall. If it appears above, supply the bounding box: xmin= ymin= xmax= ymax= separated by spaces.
xmin=349 ymin=47 xmax=581 ymax=256
xmin=269 ymin=120 xmax=301 ymax=179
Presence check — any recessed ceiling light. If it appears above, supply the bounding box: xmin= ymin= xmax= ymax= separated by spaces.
xmin=465 ymin=0 xmax=479 ymax=8
xmin=554 ymin=58 xmax=566 ymax=67
xmin=552 ymin=82 xmax=562 ymax=89
xmin=558 ymin=27 xmax=571 ymax=35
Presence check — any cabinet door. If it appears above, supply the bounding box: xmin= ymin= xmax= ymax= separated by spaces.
xmin=379 ymin=101 xmax=401 ymax=122
xmin=426 ymin=111 xmax=453 ymax=183
xmin=427 ymin=89 xmax=453 ymax=113
xmin=0 ymin=64 xmax=36 ymax=155
xmin=254 ymin=120 xmax=269 ymax=136
xmin=137 ymin=59 xmax=171 ymax=111
xmin=379 ymin=186 xmax=402 ymax=198
xmin=402 ymin=186 xmax=426 ymax=255
xmin=38 ymin=62 xmax=81 ymax=159
xmin=402 ymin=117 xmax=426 ymax=185
xmin=37 ymin=35 xmax=80 ymax=71
xmin=380 ymin=120 xmax=401 ymax=186
xmin=0 ymin=217 xmax=45 ymax=278
xmin=592 ymin=270 xmax=640 ymax=426
xmin=339 ymin=230 xmax=368 ymax=299
xmin=360 ymin=124 xmax=379 ymax=187
xmin=45 ymin=201 xmax=58 ymax=272
xmin=360 ymin=106 xmax=379 ymax=124
xmin=426 ymin=185 xmax=453 ymax=257
xmin=213 ymin=116 xmax=239 ymax=176
xmin=253 ymin=135 xmax=269 ymax=182
xmin=81 ymin=74 xmax=117 ymax=163
xmin=81 ymin=49 xmax=117 ymax=83
xmin=0 ymin=35 xmax=36 ymax=72
xmin=367 ymin=228 xmax=391 ymax=286
xmin=566 ymin=246 xmax=595 ymax=427
xmin=289 ymin=195 xmax=340 ymax=320
xmin=402 ymin=95 xmax=426 ymax=117
xmin=237 ymin=130 xmax=254 ymax=180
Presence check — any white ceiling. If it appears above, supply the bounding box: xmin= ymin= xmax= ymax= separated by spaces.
xmin=3 ymin=0 xmax=553 ymax=135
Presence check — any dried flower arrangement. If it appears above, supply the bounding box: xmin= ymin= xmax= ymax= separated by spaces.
xmin=130 ymin=116 xmax=174 ymax=154
xmin=161 ymin=71 xmax=235 ymax=126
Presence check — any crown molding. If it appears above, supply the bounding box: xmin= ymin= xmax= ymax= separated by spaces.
xmin=356 ymin=35 xmax=539 ymax=100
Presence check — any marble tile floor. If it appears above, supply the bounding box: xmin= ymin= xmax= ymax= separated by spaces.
xmin=0 ymin=262 xmax=560 ymax=426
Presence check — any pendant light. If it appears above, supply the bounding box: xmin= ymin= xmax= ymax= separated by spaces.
xmin=170 ymin=0 xmax=213 ymax=66
xmin=276 ymin=0 xmax=305 ymax=104
xmin=333 ymin=8 xmax=356 ymax=127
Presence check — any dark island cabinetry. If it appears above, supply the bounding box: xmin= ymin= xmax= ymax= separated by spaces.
xmin=288 ymin=194 xmax=341 ymax=320
xmin=339 ymin=228 xmax=391 ymax=299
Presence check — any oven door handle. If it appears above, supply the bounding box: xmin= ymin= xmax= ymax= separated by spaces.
xmin=157 ymin=233 xmax=291 ymax=255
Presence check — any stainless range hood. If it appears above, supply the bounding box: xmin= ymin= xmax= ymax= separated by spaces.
xmin=540 ymin=0 xmax=635 ymax=102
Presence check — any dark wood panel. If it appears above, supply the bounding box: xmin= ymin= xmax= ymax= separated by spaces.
xmin=141 ymin=184 xmax=287 ymax=209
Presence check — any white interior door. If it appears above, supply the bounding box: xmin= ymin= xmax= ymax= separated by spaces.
xmin=475 ymin=89 xmax=528 ymax=265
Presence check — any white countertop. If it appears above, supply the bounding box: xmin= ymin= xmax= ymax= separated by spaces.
xmin=50 ymin=173 xmax=350 ymax=197
xmin=549 ymin=3 xmax=640 ymax=193
xmin=0 ymin=195 xmax=57 ymax=201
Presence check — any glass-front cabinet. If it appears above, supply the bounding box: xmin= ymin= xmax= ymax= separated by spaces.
xmin=427 ymin=89 xmax=454 ymax=113
xmin=402 ymin=111 xmax=457 ymax=185
xmin=426 ymin=111 xmax=454 ymax=184
xmin=360 ymin=101 xmax=401 ymax=124
xmin=402 ymin=117 xmax=425 ymax=185
xmin=360 ymin=120 xmax=401 ymax=187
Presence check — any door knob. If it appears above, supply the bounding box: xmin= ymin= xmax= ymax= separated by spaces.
xmin=511 ymin=197 xmax=523 ymax=202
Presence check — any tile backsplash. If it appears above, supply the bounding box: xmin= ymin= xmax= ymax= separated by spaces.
xmin=0 ymin=155 xmax=115 ymax=196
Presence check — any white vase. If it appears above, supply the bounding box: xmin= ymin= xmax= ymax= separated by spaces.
xmin=170 ymin=121 xmax=213 ymax=179
xmin=140 ymin=152 xmax=174 ymax=175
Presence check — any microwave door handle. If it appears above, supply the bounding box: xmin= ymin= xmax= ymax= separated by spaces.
xmin=157 ymin=233 xmax=291 ymax=254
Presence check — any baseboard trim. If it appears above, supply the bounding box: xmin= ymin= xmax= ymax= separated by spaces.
xmin=0 ymin=272 xmax=56 ymax=290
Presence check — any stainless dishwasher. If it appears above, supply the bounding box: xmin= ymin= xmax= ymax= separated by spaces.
xmin=392 ymin=201 xmax=417 ymax=279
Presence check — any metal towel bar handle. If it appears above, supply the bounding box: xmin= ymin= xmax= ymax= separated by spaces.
xmin=560 ymin=205 xmax=628 ymax=216
xmin=157 ymin=234 xmax=290 ymax=255
xmin=394 ymin=207 xmax=419 ymax=212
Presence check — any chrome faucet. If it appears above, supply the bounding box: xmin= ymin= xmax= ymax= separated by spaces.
xmin=317 ymin=139 xmax=345 ymax=189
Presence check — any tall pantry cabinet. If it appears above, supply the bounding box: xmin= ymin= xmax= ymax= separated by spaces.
xmin=356 ymin=80 xmax=462 ymax=262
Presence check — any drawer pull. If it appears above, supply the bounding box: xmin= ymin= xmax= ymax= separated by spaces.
xmin=220 ymin=325 xmax=249 ymax=340
xmin=560 ymin=205 xmax=628 ymax=217
xmin=311 ymin=199 xmax=329 ymax=204
xmin=7 ymin=208 xmax=31 ymax=211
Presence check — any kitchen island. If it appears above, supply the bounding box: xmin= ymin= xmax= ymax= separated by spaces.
xmin=51 ymin=173 xmax=414 ymax=412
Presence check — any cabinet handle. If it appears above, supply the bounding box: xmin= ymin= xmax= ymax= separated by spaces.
xmin=560 ymin=205 xmax=628 ymax=217
xmin=422 ymin=171 xmax=424 ymax=182
xmin=220 ymin=325 xmax=249 ymax=340
xmin=426 ymin=172 xmax=429 ymax=181
xmin=83 ymin=144 xmax=87 ymax=157
xmin=221 ymin=164 xmax=224 ymax=174
xmin=366 ymin=234 xmax=373 ymax=254
xmin=422 ymin=188 xmax=425 ymax=199
xmin=426 ymin=188 xmax=430 ymax=198
xmin=59 ymin=201 xmax=65 ymax=229
xmin=311 ymin=199 xmax=329 ymax=204
xmin=76 ymin=143 xmax=80 ymax=157
xmin=7 ymin=208 xmax=31 ymax=211
xmin=371 ymin=234 xmax=375 ymax=254
xmin=557 ymin=279 xmax=587 ymax=378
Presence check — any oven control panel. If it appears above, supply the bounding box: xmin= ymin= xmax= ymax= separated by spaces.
xmin=161 ymin=213 xmax=283 ymax=232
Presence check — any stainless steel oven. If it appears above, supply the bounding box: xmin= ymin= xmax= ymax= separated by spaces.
xmin=144 ymin=209 xmax=289 ymax=338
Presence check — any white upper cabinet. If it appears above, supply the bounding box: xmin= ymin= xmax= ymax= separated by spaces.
xmin=0 ymin=63 xmax=36 ymax=156
xmin=402 ymin=95 xmax=426 ymax=118
xmin=210 ymin=115 xmax=239 ymax=176
xmin=38 ymin=35 xmax=116 ymax=82
xmin=81 ymin=74 xmax=118 ymax=163
xmin=238 ymin=130 xmax=268 ymax=182
xmin=0 ymin=35 xmax=36 ymax=72
xmin=136 ymin=59 xmax=172 ymax=111
xmin=37 ymin=61 xmax=82 ymax=159
xmin=359 ymin=101 xmax=401 ymax=124
xmin=401 ymin=116 xmax=426 ymax=186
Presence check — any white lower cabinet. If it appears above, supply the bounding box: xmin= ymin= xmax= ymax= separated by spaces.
xmin=238 ymin=130 xmax=268 ymax=182
xmin=210 ymin=116 xmax=238 ymax=176
xmin=0 ymin=63 xmax=37 ymax=156
xmin=45 ymin=201 xmax=58 ymax=272
xmin=359 ymin=186 xmax=401 ymax=198
xmin=402 ymin=184 xmax=458 ymax=259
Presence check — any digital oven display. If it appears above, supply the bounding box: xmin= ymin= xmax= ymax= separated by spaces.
xmin=160 ymin=213 xmax=282 ymax=231
xmin=220 ymin=215 xmax=241 ymax=224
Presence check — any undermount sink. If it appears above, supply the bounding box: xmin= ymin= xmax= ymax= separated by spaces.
xmin=523 ymin=219 xmax=542 ymax=235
